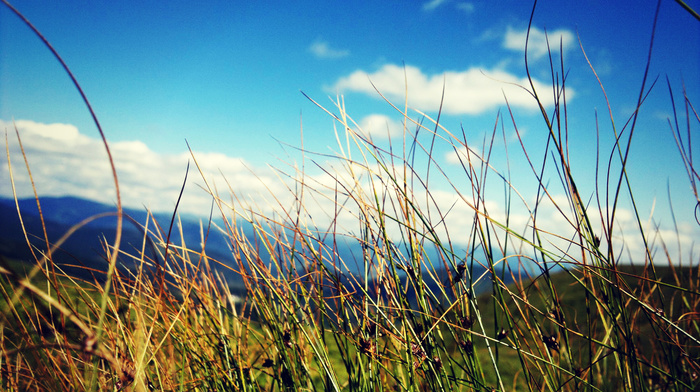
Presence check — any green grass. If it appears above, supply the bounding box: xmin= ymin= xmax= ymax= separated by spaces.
xmin=1 ymin=0 xmax=700 ymax=391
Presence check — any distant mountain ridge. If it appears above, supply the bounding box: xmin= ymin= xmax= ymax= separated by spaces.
xmin=0 ymin=196 xmax=237 ymax=280
xmin=0 ymin=195 xmax=501 ymax=302
xmin=5 ymin=196 xmax=134 ymax=228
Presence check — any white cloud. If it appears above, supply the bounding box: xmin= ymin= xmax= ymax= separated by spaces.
xmin=330 ymin=63 xmax=569 ymax=116
xmin=423 ymin=0 xmax=448 ymax=11
xmin=357 ymin=114 xmax=404 ymax=139
xmin=308 ymin=39 xmax=350 ymax=59
xmin=503 ymin=26 xmax=575 ymax=60
xmin=0 ymin=119 xmax=285 ymax=215
xmin=2 ymin=119 xmax=696 ymax=266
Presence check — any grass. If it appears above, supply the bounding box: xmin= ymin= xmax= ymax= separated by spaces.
xmin=1 ymin=0 xmax=699 ymax=391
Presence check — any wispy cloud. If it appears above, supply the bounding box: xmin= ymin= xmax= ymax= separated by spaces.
xmin=308 ymin=39 xmax=350 ymax=59
xmin=503 ymin=25 xmax=575 ymax=60
xmin=330 ymin=63 xmax=569 ymax=115
xmin=422 ymin=0 xmax=448 ymax=11
xmin=423 ymin=0 xmax=474 ymax=13
xmin=588 ymin=47 xmax=614 ymax=75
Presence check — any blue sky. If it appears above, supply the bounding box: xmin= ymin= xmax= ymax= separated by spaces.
xmin=1 ymin=1 xmax=699 ymax=263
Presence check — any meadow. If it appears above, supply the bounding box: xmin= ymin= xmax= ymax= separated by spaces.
xmin=1 ymin=2 xmax=699 ymax=391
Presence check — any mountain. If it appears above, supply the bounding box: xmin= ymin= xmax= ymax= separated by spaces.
xmin=0 ymin=196 xmax=505 ymax=302
xmin=0 ymin=196 xmax=239 ymax=283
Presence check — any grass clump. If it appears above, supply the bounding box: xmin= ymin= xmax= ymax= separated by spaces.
xmin=1 ymin=1 xmax=699 ymax=391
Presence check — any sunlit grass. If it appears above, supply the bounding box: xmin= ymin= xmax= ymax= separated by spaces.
xmin=1 ymin=1 xmax=699 ymax=391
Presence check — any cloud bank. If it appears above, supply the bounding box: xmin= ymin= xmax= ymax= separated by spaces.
xmin=0 ymin=119 xmax=283 ymax=216
xmin=1 ymin=119 xmax=695 ymax=265
xmin=330 ymin=63 xmax=569 ymax=116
